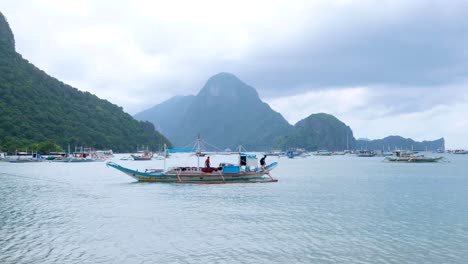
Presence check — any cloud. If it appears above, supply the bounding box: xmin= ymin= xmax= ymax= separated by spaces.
xmin=266 ymin=87 xmax=370 ymax=125
xmin=1 ymin=0 xmax=467 ymax=146
xmin=5 ymin=1 xmax=467 ymax=96
xmin=244 ymin=1 xmax=468 ymax=96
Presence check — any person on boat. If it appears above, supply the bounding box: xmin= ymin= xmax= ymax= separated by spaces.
xmin=260 ymin=155 xmax=266 ymax=169
xmin=205 ymin=156 xmax=211 ymax=168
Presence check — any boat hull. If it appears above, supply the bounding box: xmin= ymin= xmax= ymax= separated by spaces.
xmin=130 ymin=154 xmax=152 ymax=161
xmin=68 ymin=158 xmax=103 ymax=162
xmin=106 ymin=162 xmax=278 ymax=183
xmin=385 ymin=156 xmax=443 ymax=162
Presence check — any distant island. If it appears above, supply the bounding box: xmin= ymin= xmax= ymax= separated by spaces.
xmin=135 ymin=73 xmax=444 ymax=151
xmin=355 ymin=136 xmax=445 ymax=152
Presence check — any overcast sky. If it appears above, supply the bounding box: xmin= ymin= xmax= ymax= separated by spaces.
xmin=2 ymin=0 xmax=468 ymax=148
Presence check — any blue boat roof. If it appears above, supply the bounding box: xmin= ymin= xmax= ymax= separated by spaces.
xmin=167 ymin=148 xmax=195 ymax=153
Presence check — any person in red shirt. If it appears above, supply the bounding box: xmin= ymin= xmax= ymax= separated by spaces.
xmin=205 ymin=156 xmax=211 ymax=168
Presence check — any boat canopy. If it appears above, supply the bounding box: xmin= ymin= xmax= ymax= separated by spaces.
xmin=167 ymin=148 xmax=196 ymax=153
xmin=240 ymin=153 xmax=258 ymax=167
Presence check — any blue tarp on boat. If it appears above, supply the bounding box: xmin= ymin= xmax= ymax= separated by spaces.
xmin=167 ymin=148 xmax=196 ymax=153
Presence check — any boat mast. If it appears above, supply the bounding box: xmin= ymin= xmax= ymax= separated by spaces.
xmin=197 ymin=134 xmax=201 ymax=167
xmin=163 ymin=143 xmax=167 ymax=171
xmin=238 ymin=145 xmax=242 ymax=165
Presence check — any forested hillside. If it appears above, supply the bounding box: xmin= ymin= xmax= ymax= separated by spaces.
xmin=275 ymin=113 xmax=355 ymax=151
xmin=0 ymin=12 xmax=171 ymax=153
xmin=355 ymin=136 xmax=445 ymax=151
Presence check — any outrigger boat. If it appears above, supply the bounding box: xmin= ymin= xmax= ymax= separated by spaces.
xmin=106 ymin=153 xmax=279 ymax=184
xmin=313 ymin=150 xmax=332 ymax=156
xmin=130 ymin=150 xmax=153 ymax=161
xmin=385 ymin=151 xmax=443 ymax=163
xmin=357 ymin=150 xmax=377 ymax=157
xmin=385 ymin=155 xmax=443 ymax=162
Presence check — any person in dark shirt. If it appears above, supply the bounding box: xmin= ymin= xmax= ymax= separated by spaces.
xmin=260 ymin=155 xmax=266 ymax=169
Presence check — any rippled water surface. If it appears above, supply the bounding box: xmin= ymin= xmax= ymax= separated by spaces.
xmin=1 ymin=153 xmax=467 ymax=264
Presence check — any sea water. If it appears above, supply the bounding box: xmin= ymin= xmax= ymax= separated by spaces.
xmin=0 ymin=153 xmax=467 ymax=264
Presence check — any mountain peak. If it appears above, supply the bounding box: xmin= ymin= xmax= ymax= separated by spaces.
xmin=198 ymin=72 xmax=259 ymax=99
xmin=135 ymin=72 xmax=292 ymax=149
xmin=209 ymin=72 xmax=239 ymax=80
xmin=278 ymin=113 xmax=356 ymax=151
xmin=0 ymin=12 xmax=15 ymax=52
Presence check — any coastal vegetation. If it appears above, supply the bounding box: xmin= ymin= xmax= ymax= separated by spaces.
xmin=0 ymin=12 xmax=172 ymax=153
xmin=356 ymin=136 xmax=445 ymax=152
xmin=1 ymin=139 xmax=63 ymax=154
xmin=275 ymin=113 xmax=355 ymax=151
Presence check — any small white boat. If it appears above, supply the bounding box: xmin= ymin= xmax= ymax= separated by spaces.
xmin=385 ymin=155 xmax=443 ymax=163
xmin=332 ymin=151 xmax=346 ymax=155
xmin=314 ymin=150 xmax=332 ymax=156
xmin=95 ymin=150 xmax=114 ymax=159
xmin=8 ymin=152 xmax=45 ymax=163
xmin=66 ymin=147 xmax=104 ymax=162
xmin=67 ymin=152 xmax=102 ymax=162
xmin=356 ymin=150 xmax=376 ymax=157
xmin=385 ymin=151 xmax=443 ymax=163
xmin=130 ymin=150 xmax=153 ymax=160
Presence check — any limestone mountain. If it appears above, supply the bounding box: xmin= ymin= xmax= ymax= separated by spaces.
xmin=355 ymin=136 xmax=445 ymax=151
xmin=275 ymin=113 xmax=356 ymax=151
xmin=135 ymin=73 xmax=293 ymax=150
xmin=134 ymin=95 xmax=195 ymax=137
xmin=136 ymin=75 xmax=444 ymax=152
xmin=0 ymin=11 xmax=171 ymax=152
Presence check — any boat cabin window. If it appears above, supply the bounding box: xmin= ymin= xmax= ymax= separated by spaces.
xmin=240 ymin=156 xmax=247 ymax=166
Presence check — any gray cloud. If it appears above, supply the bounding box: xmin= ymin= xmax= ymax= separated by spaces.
xmin=2 ymin=0 xmax=468 ymax=146
xmin=4 ymin=1 xmax=466 ymax=100
xmin=238 ymin=1 xmax=468 ymax=97
xmin=348 ymin=84 xmax=467 ymax=119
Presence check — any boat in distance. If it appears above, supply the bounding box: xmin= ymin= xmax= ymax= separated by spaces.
xmin=384 ymin=151 xmax=443 ymax=163
xmin=356 ymin=150 xmax=377 ymax=157
xmin=313 ymin=150 xmax=332 ymax=156
xmin=385 ymin=155 xmax=443 ymax=162
xmin=130 ymin=150 xmax=153 ymax=160
xmin=106 ymin=153 xmax=278 ymax=184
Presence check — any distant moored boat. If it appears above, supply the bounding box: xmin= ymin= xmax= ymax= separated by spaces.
xmin=314 ymin=150 xmax=332 ymax=156
xmin=385 ymin=151 xmax=443 ymax=162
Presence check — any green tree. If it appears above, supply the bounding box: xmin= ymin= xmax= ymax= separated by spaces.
xmin=0 ymin=11 xmax=172 ymax=153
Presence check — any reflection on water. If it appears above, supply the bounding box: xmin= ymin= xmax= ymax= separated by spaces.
xmin=1 ymin=153 xmax=467 ymax=264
